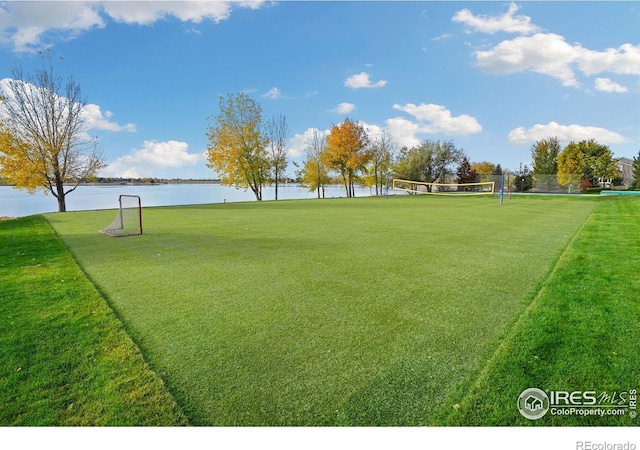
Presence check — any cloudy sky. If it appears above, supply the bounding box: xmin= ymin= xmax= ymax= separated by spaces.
xmin=1 ymin=1 xmax=638 ymax=179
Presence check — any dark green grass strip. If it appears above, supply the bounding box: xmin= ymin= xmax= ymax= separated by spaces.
xmin=445 ymin=197 xmax=640 ymax=426
xmin=0 ymin=215 xmax=187 ymax=426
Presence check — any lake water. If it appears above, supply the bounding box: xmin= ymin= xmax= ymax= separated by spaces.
xmin=0 ymin=183 xmax=384 ymax=217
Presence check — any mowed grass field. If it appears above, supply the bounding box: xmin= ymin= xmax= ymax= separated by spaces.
xmin=33 ymin=193 xmax=630 ymax=426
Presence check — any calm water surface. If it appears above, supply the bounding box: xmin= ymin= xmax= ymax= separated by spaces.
xmin=1 ymin=183 xmax=382 ymax=217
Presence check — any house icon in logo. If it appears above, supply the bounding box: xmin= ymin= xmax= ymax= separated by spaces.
xmin=518 ymin=388 xmax=550 ymax=420
xmin=525 ymin=395 xmax=544 ymax=412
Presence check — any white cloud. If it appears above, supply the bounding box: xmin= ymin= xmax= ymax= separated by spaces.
xmin=0 ymin=2 xmax=105 ymax=51
xmin=288 ymin=127 xmax=329 ymax=158
xmin=101 ymin=1 xmax=237 ymax=25
xmin=392 ymin=103 xmax=482 ymax=136
xmin=474 ymin=33 xmax=580 ymax=87
xmin=344 ymin=72 xmax=387 ymax=89
xmin=331 ymin=102 xmax=356 ymax=114
xmin=263 ymin=87 xmax=283 ymax=100
xmin=0 ymin=1 xmax=268 ymax=52
xmin=452 ymin=2 xmax=540 ymax=35
xmin=359 ymin=121 xmax=383 ymax=139
xmin=474 ymin=34 xmax=640 ymax=87
xmin=507 ymin=121 xmax=627 ymax=145
xmin=101 ymin=140 xmax=206 ymax=177
xmin=82 ymin=103 xmax=137 ymax=132
xmin=594 ymin=78 xmax=628 ymax=93
xmin=578 ymin=43 xmax=640 ymax=77
xmin=458 ymin=1 xmax=640 ymax=88
xmin=0 ymin=78 xmax=135 ymax=133
xmin=432 ymin=33 xmax=453 ymax=41
xmin=386 ymin=117 xmax=423 ymax=148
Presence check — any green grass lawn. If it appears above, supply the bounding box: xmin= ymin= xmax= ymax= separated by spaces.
xmin=40 ymin=194 xmax=609 ymax=425
xmin=0 ymin=215 xmax=187 ymax=425
xmin=446 ymin=196 xmax=640 ymax=426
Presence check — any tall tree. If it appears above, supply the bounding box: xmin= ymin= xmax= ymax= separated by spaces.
xmin=632 ymin=149 xmax=640 ymax=190
xmin=557 ymin=139 xmax=618 ymax=189
xmin=366 ymin=129 xmax=396 ymax=196
xmin=456 ymin=155 xmax=476 ymax=183
xmin=584 ymin=140 xmax=618 ymax=186
xmin=392 ymin=146 xmax=427 ymax=190
xmin=470 ymin=161 xmax=496 ymax=179
xmin=393 ymin=140 xmax=464 ymax=191
xmin=206 ymin=93 xmax=269 ymax=201
xmin=323 ymin=118 xmax=370 ymax=197
xmin=556 ymin=143 xmax=583 ymax=188
xmin=299 ymin=129 xmax=330 ymax=198
xmin=266 ymin=113 xmax=289 ymax=200
xmin=531 ymin=137 xmax=560 ymax=175
xmin=0 ymin=62 xmax=105 ymax=212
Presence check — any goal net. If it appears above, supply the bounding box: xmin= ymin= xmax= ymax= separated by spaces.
xmin=100 ymin=195 xmax=143 ymax=237
xmin=392 ymin=179 xmax=495 ymax=195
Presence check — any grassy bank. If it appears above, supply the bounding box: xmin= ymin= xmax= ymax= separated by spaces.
xmin=0 ymin=215 xmax=187 ymax=425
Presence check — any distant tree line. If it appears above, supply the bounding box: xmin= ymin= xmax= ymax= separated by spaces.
xmin=5 ymin=67 xmax=633 ymax=214
xmin=206 ymin=93 xmax=512 ymax=199
xmin=529 ymin=136 xmax=625 ymax=192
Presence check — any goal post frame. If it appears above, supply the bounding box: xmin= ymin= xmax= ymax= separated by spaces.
xmin=119 ymin=194 xmax=143 ymax=235
xmin=100 ymin=194 xmax=143 ymax=237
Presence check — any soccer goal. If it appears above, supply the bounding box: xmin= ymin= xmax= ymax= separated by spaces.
xmin=392 ymin=179 xmax=495 ymax=195
xmin=100 ymin=195 xmax=143 ymax=237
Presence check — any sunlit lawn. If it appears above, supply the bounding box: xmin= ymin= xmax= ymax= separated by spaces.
xmin=43 ymin=195 xmax=601 ymax=425
xmin=0 ymin=215 xmax=187 ymax=425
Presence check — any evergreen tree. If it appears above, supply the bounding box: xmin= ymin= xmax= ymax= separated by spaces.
xmin=456 ymin=156 xmax=475 ymax=183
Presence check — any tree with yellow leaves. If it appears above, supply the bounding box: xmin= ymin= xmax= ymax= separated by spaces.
xmin=556 ymin=143 xmax=584 ymax=189
xmin=557 ymin=139 xmax=618 ymax=191
xmin=0 ymin=62 xmax=105 ymax=212
xmin=298 ymin=128 xmax=330 ymax=198
xmin=206 ymin=93 xmax=269 ymax=201
xmin=323 ymin=118 xmax=370 ymax=197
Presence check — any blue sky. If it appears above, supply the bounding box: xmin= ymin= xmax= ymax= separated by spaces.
xmin=1 ymin=1 xmax=638 ymax=179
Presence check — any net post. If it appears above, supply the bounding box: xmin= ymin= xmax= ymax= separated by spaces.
xmin=500 ymin=173 xmax=505 ymax=206
xmin=118 ymin=195 xmax=124 ymax=228
xmin=137 ymin=195 xmax=143 ymax=235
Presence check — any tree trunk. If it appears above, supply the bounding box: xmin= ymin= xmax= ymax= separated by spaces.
xmin=274 ymin=170 xmax=279 ymax=200
xmin=51 ymin=168 xmax=67 ymax=212
xmin=55 ymin=180 xmax=66 ymax=212
xmin=57 ymin=196 xmax=66 ymax=213
xmin=342 ymin=172 xmax=350 ymax=197
xmin=250 ymin=183 xmax=262 ymax=201
xmin=374 ymin=167 xmax=379 ymax=196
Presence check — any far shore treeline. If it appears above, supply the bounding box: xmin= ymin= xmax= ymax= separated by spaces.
xmin=2 ymin=60 xmax=640 ymax=212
